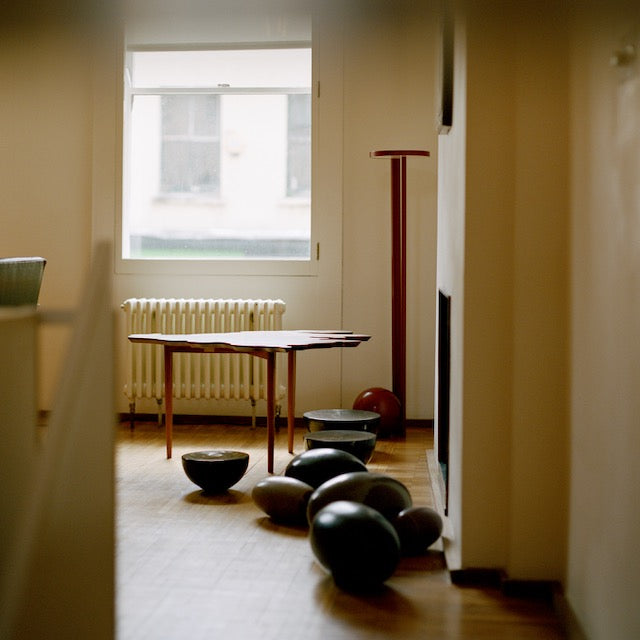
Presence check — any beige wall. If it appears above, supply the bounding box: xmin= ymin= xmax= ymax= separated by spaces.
xmin=462 ymin=4 xmax=517 ymax=570
xmin=438 ymin=1 xmax=639 ymax=636
xmin=5 ymin=1 xmax=640 ymax=637
xmin=2 ymin=1 xmax=438 ymax=419
xmin=438 ymin=2 xmax=570 ymax=578
xmin=509 ymin=7 xmax=570 ymax=581
xmin=0 ymin=20 xmax=95 ymax=406
xmin=341 ymin=0 xmax=438 ymax=415
xmin=0 ymin=10 xmax=116 ymax=638
xmin=567 ymin=4 xmax=640 ymax=638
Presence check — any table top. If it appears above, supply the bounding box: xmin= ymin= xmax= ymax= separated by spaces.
xmin=128 ymin=330 xmax=370 ymax=353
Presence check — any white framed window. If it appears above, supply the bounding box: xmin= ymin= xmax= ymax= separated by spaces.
xmin=121 ymin=46 xmax=312 ymax=268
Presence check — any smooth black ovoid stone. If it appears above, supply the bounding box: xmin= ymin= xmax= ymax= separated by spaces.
xmin=309 ymin=500 xmax=401 ymax=592
xmin=306 ymin=471 xmax=412 ymax=524
xmin=392 ymin=506 xmax=443 ymax=556
xmin=181 ymin=450 xmax=249 ymax=494
xmin=284 ymin=448 xmax=367 ymax=489
xmin=252 ymin=476 xmax=314 ymax=526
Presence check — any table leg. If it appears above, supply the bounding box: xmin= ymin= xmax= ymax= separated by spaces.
xmin=164 ymin=346 xmax=173 ymax=459
xmin=266 ymin=351 xmax=276 ymax=473
xmin=287 ymin=351 xmax=296 ymax=454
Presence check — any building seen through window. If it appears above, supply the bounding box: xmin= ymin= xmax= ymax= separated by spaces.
xmin=123 ymin=47 xmax=311 ymax=260
xmin=160 ymin=94 xmax=221 ymax=196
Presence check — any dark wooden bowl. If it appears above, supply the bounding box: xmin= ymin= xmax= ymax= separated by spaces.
xmin=182 ymin=450 xmax=249 ymax=494
xmin=303 ymin=409 xmax=381 ymax=434
xmin=303 ymin=429 xmax=377 ymax=464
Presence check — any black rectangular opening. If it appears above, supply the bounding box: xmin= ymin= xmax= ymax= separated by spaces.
xmin=437 ymin=290 xmax=451 ymax=514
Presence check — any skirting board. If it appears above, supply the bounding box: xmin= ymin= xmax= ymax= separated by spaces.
xmin=40 ymin=412 xmax=433 ymax=434
xmin=552 ymin=586 xmax=588 ymax=640
xmin=117 ymin=413 xmax=433 ymax=429
xmin=426 ymin=452 xmax=587 ymax=638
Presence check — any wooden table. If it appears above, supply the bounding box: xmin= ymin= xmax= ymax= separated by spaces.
xmin=127 ymin=330 xmax=370 ymax=472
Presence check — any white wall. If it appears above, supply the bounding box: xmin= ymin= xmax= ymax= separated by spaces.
xmin=435 ymin=8 xmax=467 ymax=573
xmin=95 ymin=0 xmax=345 ymax=418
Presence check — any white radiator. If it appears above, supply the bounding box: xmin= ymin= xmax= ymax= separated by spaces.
xmin=121 ymin=298 xmax=286 ymax=426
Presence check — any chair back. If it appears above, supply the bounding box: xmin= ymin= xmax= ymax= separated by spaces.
xmin=0 ymin=257 xmax=46 ymax=306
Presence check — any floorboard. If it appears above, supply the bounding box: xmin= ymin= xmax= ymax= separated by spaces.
xmin=116 ymin=422 xmax=565 ymax=639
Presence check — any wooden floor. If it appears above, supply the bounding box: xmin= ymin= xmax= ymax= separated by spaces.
xmin=116 ymin=421 xmax=565 ymax=639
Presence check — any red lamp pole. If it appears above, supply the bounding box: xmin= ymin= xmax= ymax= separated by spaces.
xmin=370 ymin=149 xmax=430 ymax=434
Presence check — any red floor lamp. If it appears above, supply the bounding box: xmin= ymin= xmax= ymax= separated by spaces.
xmin=364 ymin=149 xmax=430 ymax=436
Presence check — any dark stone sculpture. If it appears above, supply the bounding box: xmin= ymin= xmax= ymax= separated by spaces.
xmin=252 ymin=476 xmax=314 ymax=526
xmin=306 ymin=471 xmax=412 ymax=524
xmin=181 ymin=450 xmax=249 ymax=494
xmin=392 ymin=506 xmax=443 ymax=556
xmin=309 ymin=500 xmax=401 ymax=591
xmin=284 ymin=448 xmax=367 ymax=489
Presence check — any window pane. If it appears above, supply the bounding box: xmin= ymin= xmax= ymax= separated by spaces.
xmin=124 ymin=49 xmax=311 ymax=261
xmin=192 ymin=95 xmax=219 ymax=135
xmin=161 ymin=96 xmax=189 ymax=135
xmin=160 ymin=95 xmax=220 ymax=195
xmin=287 ymin=94 xmax=311 ymax=197
xmin=160 ymin=140 xmax=220 ymax=194
xmin=131 ymin=49 xmax=311 ymax=89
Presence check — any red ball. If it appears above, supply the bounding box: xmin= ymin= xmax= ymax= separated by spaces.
xmin=353 ymin=387 xmax=401 ymax=437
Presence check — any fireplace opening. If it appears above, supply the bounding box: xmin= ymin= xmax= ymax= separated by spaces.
xmin=437 ymin=290 xmax=451 ymax=514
